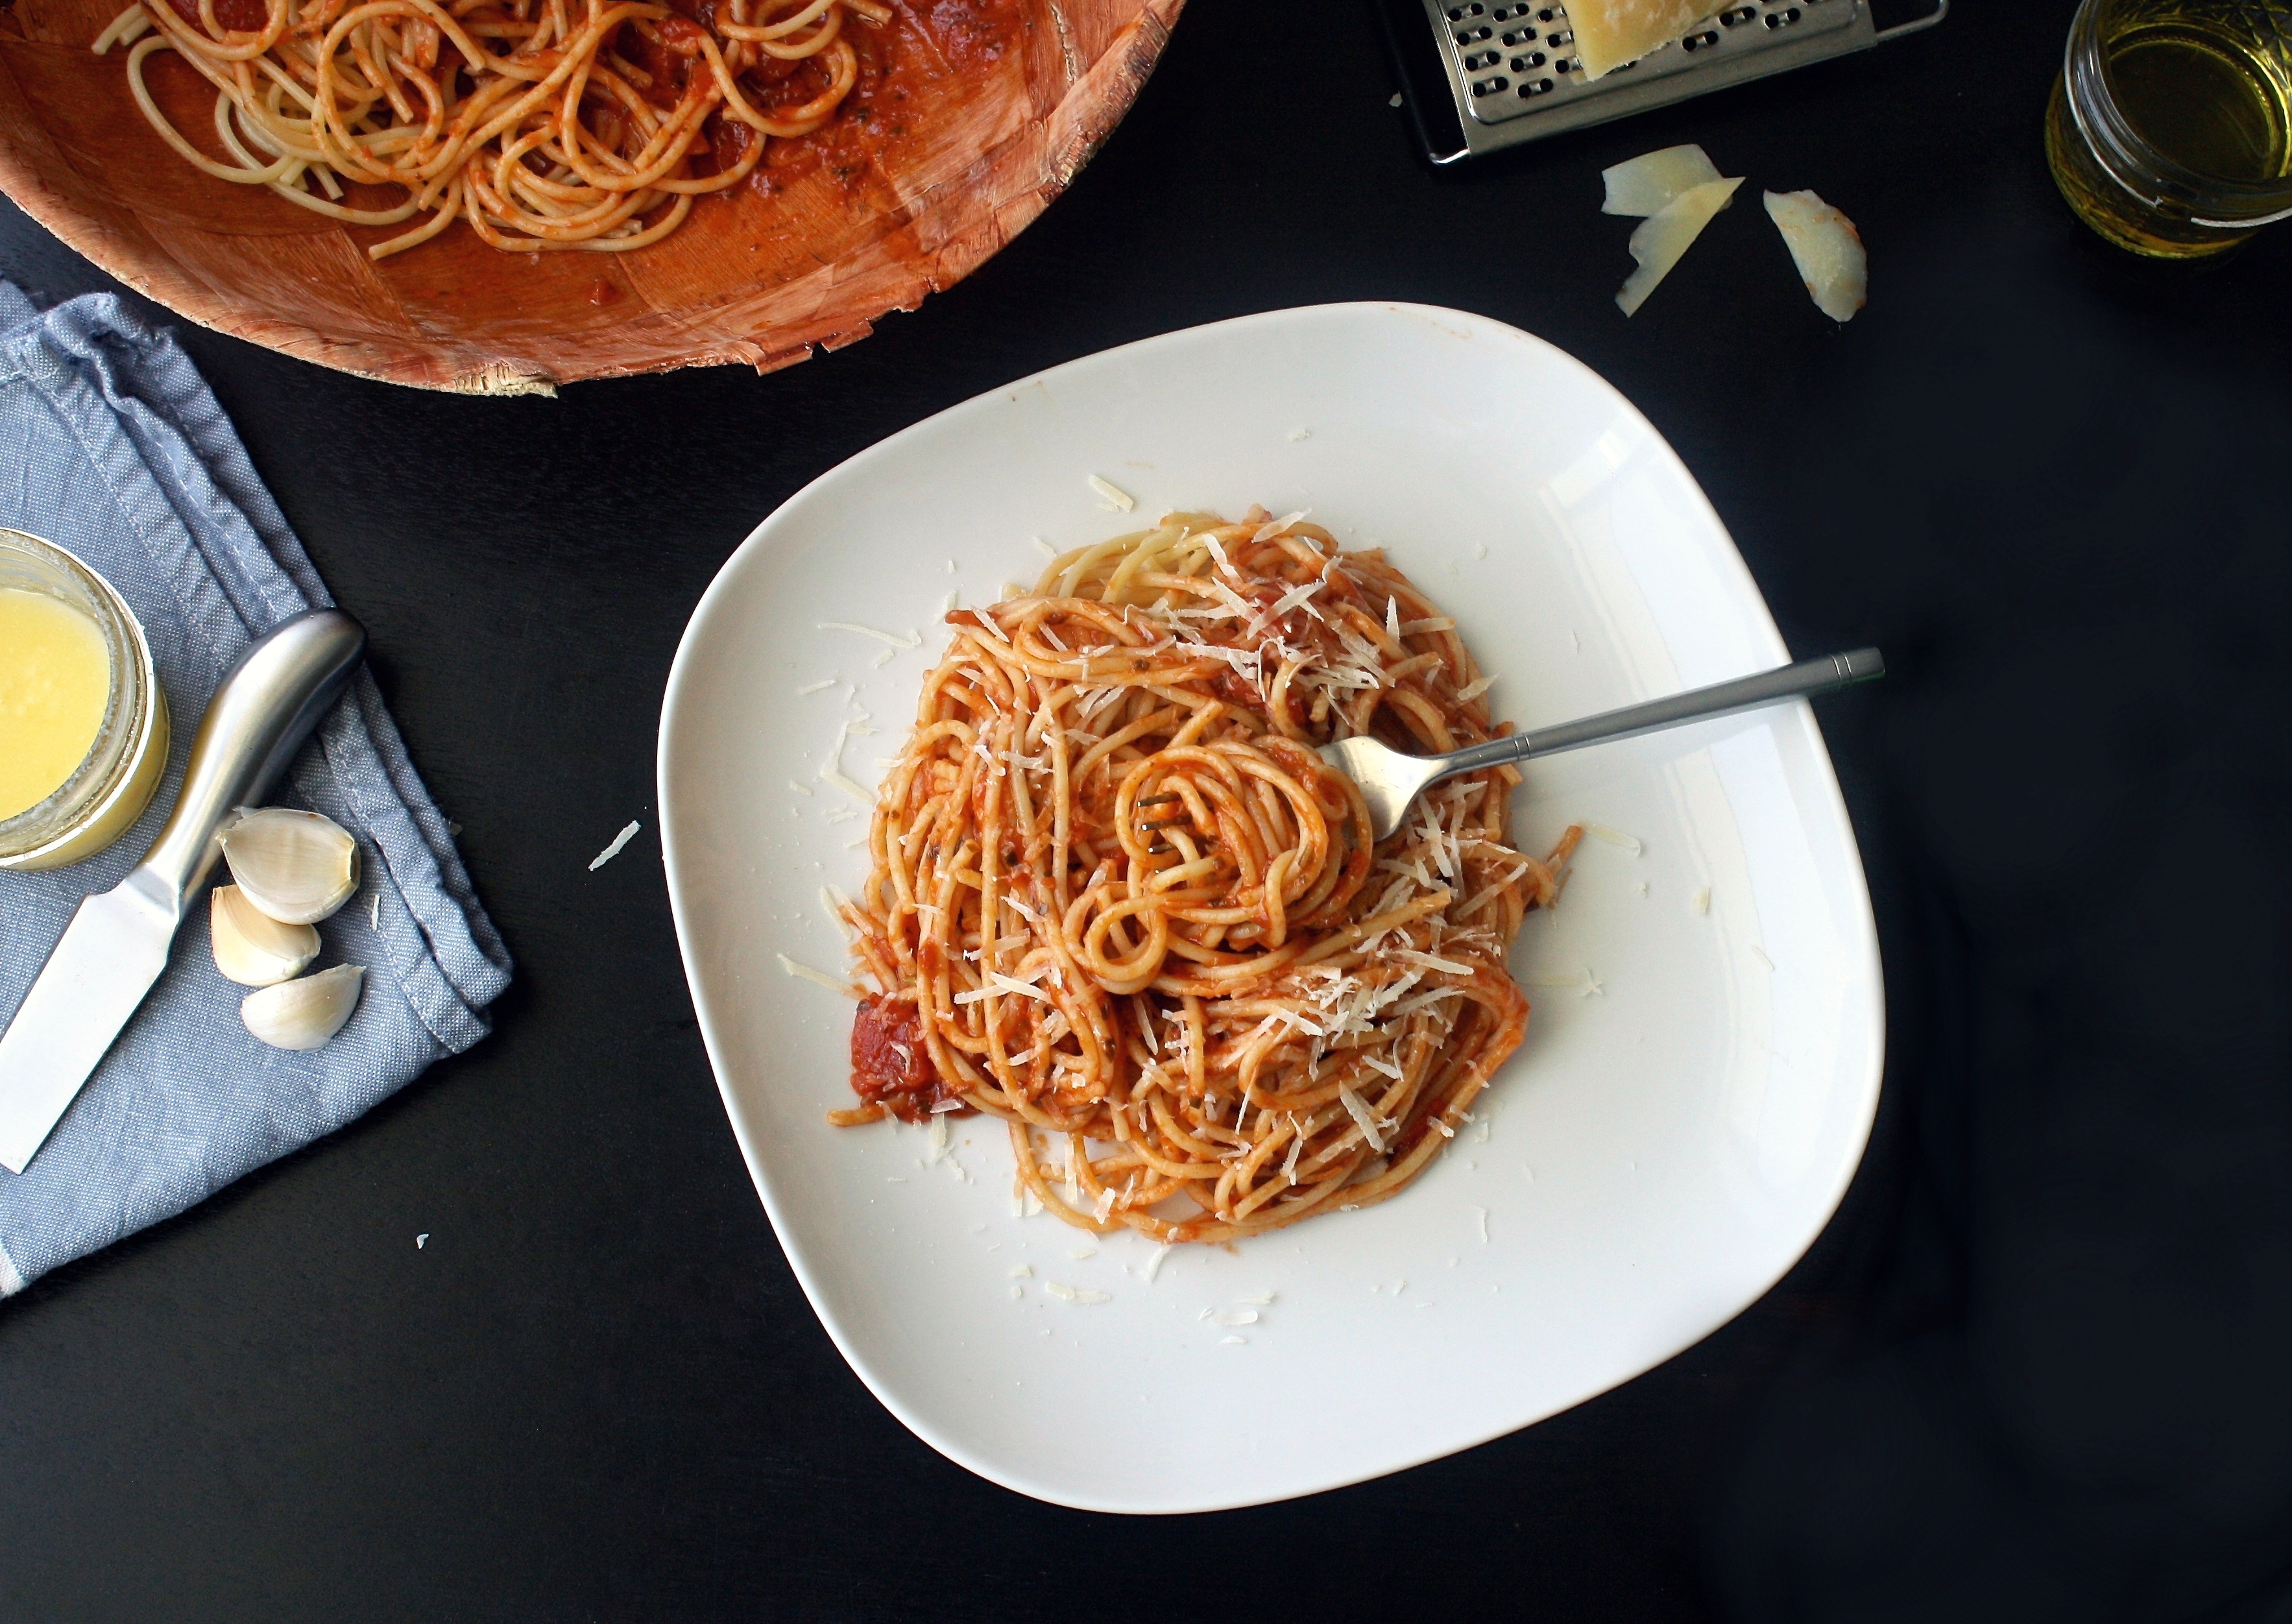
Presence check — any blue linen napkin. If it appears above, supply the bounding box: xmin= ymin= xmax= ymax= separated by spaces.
xmin=0 ymin=284 xmax=511 ymax=1296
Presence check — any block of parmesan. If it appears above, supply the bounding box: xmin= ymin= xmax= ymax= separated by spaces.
xmin=1570 ymin=0 xmax=1733 ymax=80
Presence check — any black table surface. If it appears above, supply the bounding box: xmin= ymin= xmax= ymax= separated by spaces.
xmin=7 ymin=3 xmax=2292 ymax=1619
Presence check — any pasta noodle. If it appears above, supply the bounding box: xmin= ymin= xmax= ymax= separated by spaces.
xmin=834 ymin=509 xmax=1580 ymax=1244
xmin=93 ymin=0 xmax=884 ymax=258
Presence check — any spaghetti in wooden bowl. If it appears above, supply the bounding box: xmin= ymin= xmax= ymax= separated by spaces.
xmin=0 ymin=0 xmax=1177 ymax=390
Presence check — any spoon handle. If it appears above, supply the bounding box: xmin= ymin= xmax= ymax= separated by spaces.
xmin=1435 ymin=648 xmax=1885 ymax=781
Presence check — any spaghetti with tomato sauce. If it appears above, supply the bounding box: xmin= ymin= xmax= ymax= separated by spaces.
xmin=828 ymin=509 xmax=1578 ymax=1246
xmin=92 ymin=0 xmax=1017 ymax=257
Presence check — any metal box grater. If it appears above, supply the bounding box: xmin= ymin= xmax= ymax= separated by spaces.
xmin=1391 ymin=0 xmax=1948 ymax=163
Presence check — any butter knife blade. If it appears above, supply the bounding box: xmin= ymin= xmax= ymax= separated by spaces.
xmin=0 ymin=879 xmax=178 ymax=1172
xmin=0 ymin=609 xmax=365 ymax=1174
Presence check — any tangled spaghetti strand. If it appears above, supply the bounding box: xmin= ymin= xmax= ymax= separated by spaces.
xmin=93 ymin=0 xmax=883 ymax=258
xmin=831 ymin=509 xmax=1579 ymax=1246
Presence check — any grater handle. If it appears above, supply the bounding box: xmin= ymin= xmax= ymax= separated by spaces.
xmin=1874 ymin=0 xmax=1948 ymax=43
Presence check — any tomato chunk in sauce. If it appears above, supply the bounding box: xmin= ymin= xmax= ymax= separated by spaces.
xmin=849 ymin=997 xmax=963 ymax=1122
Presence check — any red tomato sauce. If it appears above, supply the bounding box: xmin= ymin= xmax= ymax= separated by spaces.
xmin=849 ymin=996 xmax=963 ymax=1122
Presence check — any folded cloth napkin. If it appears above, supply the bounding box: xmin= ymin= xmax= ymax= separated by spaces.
xmin=0 ymin=284 xmax=511 ymax=1296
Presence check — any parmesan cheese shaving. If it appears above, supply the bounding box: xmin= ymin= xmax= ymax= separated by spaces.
xmin=1046 ymin=1282 xmax=1110 ymax=1304
xmin=1144 ymin=1244 xmax=1172 ymax=1283
xmin=820 ymin=768 xmax=874 ymax=804
xmin=1602 ymin=143 xmax=1724 ymax=216
xmin=1087 ymin=475 xmax=1135 ymax=512
xmin=587 ymin=820 xmax=640 ymax=871
xmin=1617 ymin=176 xmax=1744 ymax=317
xmin=1584 ymin=823 xmax=1644 ymax=855
xmin=775 ymin=954 xmax=853 ymax=995
xmin=1765 ymin=188 xmax=1868 ymax=322
xmin=817 ymin=620 xmax=922 ymax=648
xmin=1692 ymin=886 xmax=1712 ymax=915
xmin=796 ymin=677 xmax=837 ymax=695
xmin=1339 ymin=1085 xmax=1388 ymax=1152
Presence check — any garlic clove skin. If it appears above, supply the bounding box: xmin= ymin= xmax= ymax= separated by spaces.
xmin=220 ymin=806 xmax=361 ymax=925
xmin=241 ymin=963 xmax=365 ymax=1051
xmin=210 ymin=884 xmax=320 ymax=987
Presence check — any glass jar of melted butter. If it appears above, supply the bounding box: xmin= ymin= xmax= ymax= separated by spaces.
xmin=0 ymin=530 xmax=169 ymax=870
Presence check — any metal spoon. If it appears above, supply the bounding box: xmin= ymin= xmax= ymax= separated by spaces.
xmin=1320 ymin=648 xmax=1885 ymax=842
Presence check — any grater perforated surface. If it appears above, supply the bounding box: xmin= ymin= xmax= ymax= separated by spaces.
xmin=1417 ymin=0 xmax=1946 ymax=157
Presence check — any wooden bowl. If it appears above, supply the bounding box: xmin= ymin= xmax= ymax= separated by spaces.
xmin=0 ymin=0 xmax=1179 ymax=391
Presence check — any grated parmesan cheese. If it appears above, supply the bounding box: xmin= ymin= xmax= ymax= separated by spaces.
xmin=1009 ymin=1264 xmax=1033 ymax=1278
xmin=775 ymin=954 xmax=852 ymax=995
xmin=817 ymin=620 xmax=921 ymax=648
xmin=795 ymin=677 xmax=837 ymax=695
xmin=1046 ymin=1283 xmax=1111 ymax=1305
xmin=1087 ymin=476 xmax=1135 ymax=512
xmin=1584 ymin=823 xmax=1644 ymax=855
xmin=1144 ymin=1245 xmax=1172 ymax=1283
xmin=1473 ymin=1205 xmax=1488 ymax=1244
xmin=1693 ymin=886 xmax=1711 ymax=915
xmin=1211 ymin=1310 xmax=1259 ymax=1327
xmin=1339 ymin=1086 xmax=1388 ymax=1152
xmin=587 ymin=820 xmax=640 ymax=871
xmin=1235 ymin=1292 xmax=1275 ymax=1306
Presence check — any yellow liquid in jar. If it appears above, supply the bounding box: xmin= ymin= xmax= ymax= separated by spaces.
xmin=0 ymin=588 xmax=112 ymax=822
xmin=2047 ymin=3 xmax=2292 ymax=258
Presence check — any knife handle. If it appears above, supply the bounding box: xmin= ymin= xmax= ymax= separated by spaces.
xmin=135 ymin=610 xmax=367 ymax=912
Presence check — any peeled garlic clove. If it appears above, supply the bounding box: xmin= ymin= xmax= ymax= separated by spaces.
xmin=210 ymin=884 xmax=320 ymax=987
xmin=241 ymin=963 xmax=364 ymax=1051
xmin=220 ymin=806 xmax=361 ymax=925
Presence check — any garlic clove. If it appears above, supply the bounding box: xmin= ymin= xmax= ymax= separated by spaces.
xmin=219 ymin=806 xmax=361 ymax=925
xmin=210 ymin=884 xmax=320 ymax=986
xmin=240 ymin=963 xmax=364 ymax=1051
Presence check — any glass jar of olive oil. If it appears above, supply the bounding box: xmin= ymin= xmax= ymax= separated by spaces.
xmin=2047 ymin=0 xmax=2292 ymax=258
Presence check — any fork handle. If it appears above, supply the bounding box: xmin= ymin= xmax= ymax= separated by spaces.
xmin=1435 ymin=648 xmax=1886 ymax=781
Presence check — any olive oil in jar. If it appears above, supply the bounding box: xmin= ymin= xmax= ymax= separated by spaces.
xmin=2047 ymin=0 xmax=2292 ymax=258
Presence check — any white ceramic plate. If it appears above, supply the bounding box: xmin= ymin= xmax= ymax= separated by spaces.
xmin=658 ymin=303 xmax=1882 ymax=1514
